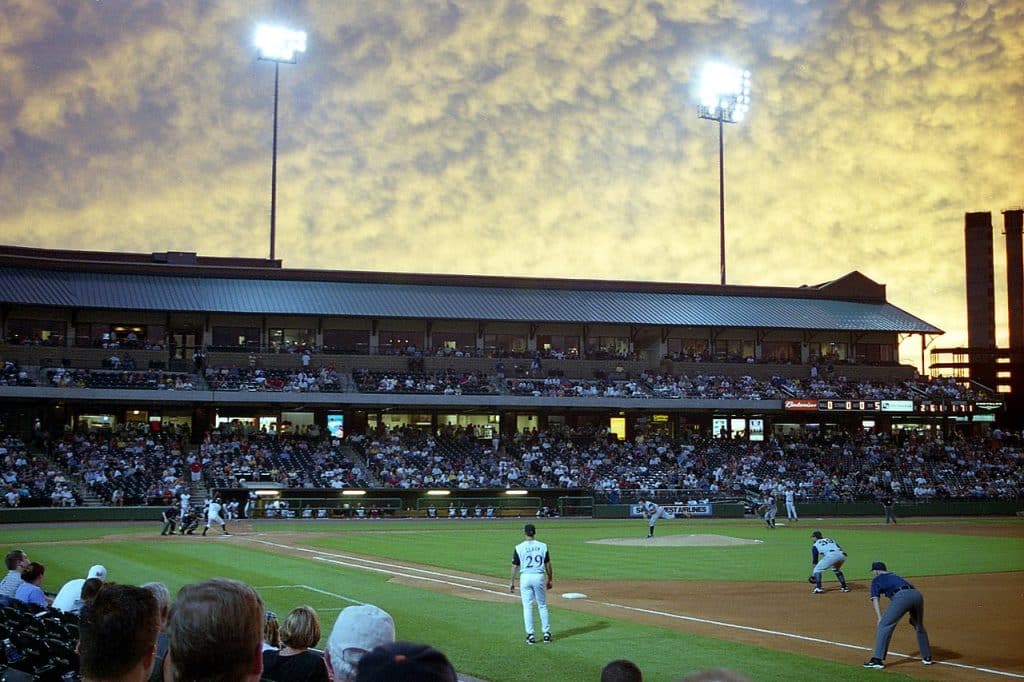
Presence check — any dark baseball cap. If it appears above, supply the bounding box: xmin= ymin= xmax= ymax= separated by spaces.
xmin=871 ymin=561 xmax=887 ymax=571
xmin=811 ymin=530 xmax=822 ymax=539
xmin=524 ymin=523 xmax=536 ymax=536
xmin=355 ymin=641 xmax=456 ymax=682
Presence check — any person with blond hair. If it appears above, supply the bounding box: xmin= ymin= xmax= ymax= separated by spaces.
xmin=262 ymin=605 xmax=328 ymax=682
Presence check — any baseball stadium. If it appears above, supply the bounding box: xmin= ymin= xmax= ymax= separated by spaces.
xmin=0 ymin=245 xmax=1021 ymax=682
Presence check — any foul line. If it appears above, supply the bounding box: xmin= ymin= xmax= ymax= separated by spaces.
xmin=249 ymin=537 xmax=1023 ymax=679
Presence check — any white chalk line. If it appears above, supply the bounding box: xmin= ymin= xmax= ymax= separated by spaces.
xmin=249 ymin=537 xmax=1024 ymax=678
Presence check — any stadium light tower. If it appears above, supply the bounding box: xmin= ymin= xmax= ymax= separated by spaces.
xmin=697 ymin=62 xmax=751 ymax=286
xmin=254 ymin=23 xmax=307 ymax=261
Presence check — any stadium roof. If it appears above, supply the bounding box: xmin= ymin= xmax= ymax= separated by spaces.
xmin=0 ymin=246 xmax=942 ymax=333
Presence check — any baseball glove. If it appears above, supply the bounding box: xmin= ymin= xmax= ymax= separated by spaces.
xmin=807 ymin=575 xmax=817 ymax=584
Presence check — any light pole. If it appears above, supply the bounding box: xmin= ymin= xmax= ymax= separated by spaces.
xmin=254 ymin=24 xmax=307 ymax=261
xmin=697 ymin=62 xmax=751 ymax=286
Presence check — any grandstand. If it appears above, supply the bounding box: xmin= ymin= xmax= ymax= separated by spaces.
xmin=0 ymin=245 xmax=1014 ymax=514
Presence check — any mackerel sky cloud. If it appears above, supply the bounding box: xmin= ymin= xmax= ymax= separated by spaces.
xmin=1 ymin=1 xmax=1021 ymax=362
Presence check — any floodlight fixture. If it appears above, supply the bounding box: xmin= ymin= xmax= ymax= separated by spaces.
xmin=255 ymin=24 xmax=307 ymax=63
xmin=696 ymin=61 xmax=752 ymax=286
xmin=254 ymin=23 xmax=307 ymax=262
xmin=697 ymin=62 xmax=751 ymax=124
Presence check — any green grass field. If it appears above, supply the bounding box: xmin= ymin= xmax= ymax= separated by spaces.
xmin=4 ymin=516 xmax=1022 ymax=682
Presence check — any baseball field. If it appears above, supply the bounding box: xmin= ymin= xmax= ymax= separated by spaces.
xmin=5 ymin=515 xmax=1022 ymax=682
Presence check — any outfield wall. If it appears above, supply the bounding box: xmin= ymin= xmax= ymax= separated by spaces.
xmin=1 ymin=498 xmax=1019 ymax=524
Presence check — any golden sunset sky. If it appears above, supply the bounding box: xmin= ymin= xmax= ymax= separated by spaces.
xmin=1 ymin=1 xmax=1021 ymax=367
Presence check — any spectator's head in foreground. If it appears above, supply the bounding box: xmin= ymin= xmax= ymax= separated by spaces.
xmin=280 ymin=605 xmax=322 ymax=651
xmin=166 ymin=578 xmax=264 ymax=682
xmin=602 ymin=658 xmax=644 ymax=682
xmin=79 ymin=584 xmax=161 ymax=682
xmin=355 ymin=641 xmax=456 ymax=682
xmin=4 ymin=549 xmax=28 ymax=572
xmin=141 ymin=581 xmax=171 ymax=626
xmin=324 ymin=604 xmax=395 ymax=682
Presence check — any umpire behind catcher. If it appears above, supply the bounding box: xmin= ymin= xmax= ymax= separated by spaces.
xmin=862 ymin=561 xmax=933 ymax=669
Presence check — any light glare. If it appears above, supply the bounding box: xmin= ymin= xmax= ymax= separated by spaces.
xmin=697 ymin=61 xmax=752 ymax=124
xmin=255 ymin=24 xmax=307 ymax=62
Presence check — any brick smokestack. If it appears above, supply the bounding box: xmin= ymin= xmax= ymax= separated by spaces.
xmin=964 ymin=212 xmax=996 ymax=388
xmin=1005 ymin=209 xmax=1024 ymax=353
xmin=1005 ymin=209 xmax=1024 ymax=400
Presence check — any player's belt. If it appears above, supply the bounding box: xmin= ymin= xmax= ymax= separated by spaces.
xmin=891 ymin=586 xmax=914 ymax=595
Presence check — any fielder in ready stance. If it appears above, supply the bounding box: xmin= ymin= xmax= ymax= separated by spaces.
xmin=862 ymin=561 xmax=933 ymax=669
xmin=762 ymin=495 xmax=778 ymax=529
xmin=640 ymin=499 xmax=675 ymax=538
xmin=510 ymin=523 xmax=552 ymax=644
xmin=809 ymin=530 xmax=849 ymax=593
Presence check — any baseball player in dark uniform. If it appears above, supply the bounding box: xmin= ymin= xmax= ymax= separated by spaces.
xmin=863 ymin=561 xmax=933 ymax=669
xmin=881 ymin=495 xmax=897 ymax=524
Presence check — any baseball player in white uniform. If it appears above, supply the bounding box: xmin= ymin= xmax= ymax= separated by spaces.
xmin=202 ymin=497 xmax=230 ymax=536
xmin=784 ymin=487 xmax=798 ymax=522
xmin=640 ymin=499 xmax=674 ymax=538
xmin=510 ymin=523 xmax=552 ymax=644
xmin=179 ymin=490 xmax=191 ymax=524
xmin=810 ymin=530 xmax=849 ymax=593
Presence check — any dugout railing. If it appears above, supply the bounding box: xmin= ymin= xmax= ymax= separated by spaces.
xmin=413 ymin=496 xmax=542 ymax=518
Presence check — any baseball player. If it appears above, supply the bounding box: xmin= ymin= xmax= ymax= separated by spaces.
xmin=881 ymin=494 xmax=897 ymax=524
xmin=510 ymin=523 xmax=552 ymax=644
xmin=179 ymin=489 xmax=191 ymax=525
xmin=784 ymin=487 xmax=798 ymax=522
xmin=202 ymin=496 xmax=230 ymax=536
xmin=809 ymin=530 xmax=849 ymax=593
xmin=639 ymin=498 xmax=674 ymax=538
xmin=763 ymin=494 xmax=778 ymax=528
xmin=863 ymin=561 xmax=933 ymax=669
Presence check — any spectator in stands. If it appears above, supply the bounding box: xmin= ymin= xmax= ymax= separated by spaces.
xmin=0 ymin=549 xmax=29 ymax=598
xmin=263 ymin=610 xmax=281 ymax=651
xmin=53 ymin=564 xmax=107 ymax=613
xmin=166 ymin=578 xmax=265 ymax=682
xmin=262 ymin=605 xmax=328 ymax=682
xmin=141 ymin=581 xmax=172 ymax=682
xmin=601 ymin=658 xmax=643 ymax=682
xmin=355 ymin=641 xmax=456 ymax=682
xmin=324 ymin=604 xmax=396 ymax=682
xmin=14 ymin=561 xmax=49 ymax=608
xmin=79 ymin=583 xmax=161 ymax=682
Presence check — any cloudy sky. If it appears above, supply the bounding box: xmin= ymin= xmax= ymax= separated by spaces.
xmin=2 ymin=1 xmax=1021 ymax=365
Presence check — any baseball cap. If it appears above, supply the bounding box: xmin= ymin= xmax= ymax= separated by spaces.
xmin=811 ymin=531 xmax=822 ymax=539
xmin=328 ymin=604 xmax=396 ymax=668
xmin=355 ymin=641 xmax=456 ymax=682
xmin=87 ymin=565 xmax=107 ymax=581
xmin=524 ymin=523 xmax=536 ymax=536
xmin=871 ymin=561 xmax=887 ymax=571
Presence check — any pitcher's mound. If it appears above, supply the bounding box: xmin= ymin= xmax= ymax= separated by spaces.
xmin=589 ymin=534 xmax=763 ymax=547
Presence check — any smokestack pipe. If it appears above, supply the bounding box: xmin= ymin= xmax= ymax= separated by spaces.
xmin=1005 ymin=209 xmax=1024 ymax=352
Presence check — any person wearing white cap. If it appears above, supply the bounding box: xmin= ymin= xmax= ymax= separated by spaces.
xmin=324 ymin=604 xmax=396 ymax=682
xmin=52 ymin=564 xmax=107 ymax=613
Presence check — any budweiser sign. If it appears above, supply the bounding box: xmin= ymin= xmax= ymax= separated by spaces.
xmin=784 ymin=399 xmax=818 ymax=411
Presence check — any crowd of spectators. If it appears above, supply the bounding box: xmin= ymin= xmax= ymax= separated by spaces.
xmin=353 ymin=369 xmax=496 ymax=395
xmin=2 ymin=422 xmax=1020 ymax=511
xmin=349 ymin=425 xmax=1022 ymax=503
xmin=46 ymin=367 xmax=196 ymax=390
xmin=205 ymin=365 xmax=344 ymax=392
xmin=0 ymin=352 xmax=994 ymax=406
